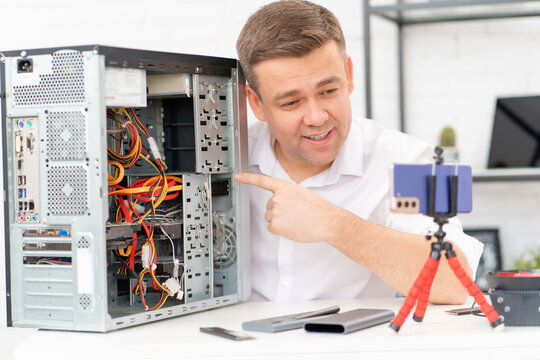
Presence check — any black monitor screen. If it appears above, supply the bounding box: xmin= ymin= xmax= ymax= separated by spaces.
xmin=488 ymin=96 xmax=540 ymax=168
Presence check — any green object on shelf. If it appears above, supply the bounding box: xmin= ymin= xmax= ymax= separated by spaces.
xmin=512 ymin=247 xmax=540 ymax=270
xmin=438 ymin=126 xmax=456 ymax=148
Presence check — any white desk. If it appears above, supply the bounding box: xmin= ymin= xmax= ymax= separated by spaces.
xmin=3 ymin=298 xmax=540 ymax=360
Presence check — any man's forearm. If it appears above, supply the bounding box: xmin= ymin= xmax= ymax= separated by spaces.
xmin=326 ymin=207 xmax=470 ymax=305
xmin=235 ymin=172 xmax=472 ymax=304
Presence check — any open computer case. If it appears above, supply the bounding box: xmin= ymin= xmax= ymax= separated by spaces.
xmin=0 ymin=45 xmax=250 ymax=331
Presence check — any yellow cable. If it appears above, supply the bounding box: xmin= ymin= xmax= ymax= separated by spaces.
xmin=118 ymin=245 xmax=132 ymax=257
xmin=156 ymin=294 xmax=170 ymax=310
xmin=108 ymin=185 xmax=182 ymax=196
xmin=108 ymin=161 xmax=125 ymax=185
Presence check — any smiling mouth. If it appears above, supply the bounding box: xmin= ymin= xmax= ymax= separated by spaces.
xmin=305 ymin=131 xmax=330 ymax=140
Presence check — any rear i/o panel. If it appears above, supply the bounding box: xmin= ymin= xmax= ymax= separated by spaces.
xmin=13 ymin=117 xmax=40 ymax=223
xmin=1 ymin=45 xmax=250 ymax=332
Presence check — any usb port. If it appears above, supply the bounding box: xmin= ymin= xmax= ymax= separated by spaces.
xmin=19 ymin=202 xmax=24 ymax=211
xmin=18 ymin=189 xmax=26 ymax=199
xmin=18 ymin=176 xmax=26 ymax=186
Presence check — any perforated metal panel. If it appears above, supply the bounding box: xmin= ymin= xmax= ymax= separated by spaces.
xmin=78 ymin=294 xmax=92 ymax=311
xmin=13 ymin=50 xmax=85 ymax=106
xmin=47 ymin=166 xmax=89 ymax=215
xmin=46 ymin=110 xmax=87 ymax=161
xmin=77 ymin=236 xmax=90 ymax=249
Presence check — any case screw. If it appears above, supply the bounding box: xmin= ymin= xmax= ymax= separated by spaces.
xmin=497 ymin=297 xmax=504 ymax=304
xmin=20 ymin=50 xmax=27 ymax=58
xmin=504 ymin=306 xmax=510 ymax=313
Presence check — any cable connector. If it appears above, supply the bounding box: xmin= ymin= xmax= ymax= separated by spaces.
xmin=147 ymin=137 xmax=162 ymax=160
xmin=164 ymin=277 xmax=181 ymax=295
xmin=142 ymin=244 xmax=150 ymax=269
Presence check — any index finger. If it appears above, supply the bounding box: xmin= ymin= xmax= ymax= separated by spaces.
xmin=234 ymin=172 xmax=288 ymax=192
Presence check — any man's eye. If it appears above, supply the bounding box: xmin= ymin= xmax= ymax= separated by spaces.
xmin=322 ymin=88 xmax=338 ymax=95
xmin=281 ymin=100 xmax=298 ymax=108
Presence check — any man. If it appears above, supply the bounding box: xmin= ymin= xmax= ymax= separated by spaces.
xmin=234 ymin=0 xmax=483 ymax=304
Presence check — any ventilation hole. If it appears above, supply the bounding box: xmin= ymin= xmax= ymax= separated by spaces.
xmin=46 ymin=110 xmax=87 ymax=161
xmin=79 ymin=294 xmax=92 ymax=310
xmin=77 ymin=236 xmax=90 ymax=249
xmin=47 ymin=166 xmax=88 ymax=215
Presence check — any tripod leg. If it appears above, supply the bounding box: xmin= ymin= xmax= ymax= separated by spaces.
xmin=389 ymin=256 xmax=440 ymax=334
xmin=446 ymin=254 xmax=504 ymax=331
xmin=413 ymin=257 xmax=440 ymax=323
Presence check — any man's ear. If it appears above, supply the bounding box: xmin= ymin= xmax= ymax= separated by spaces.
xmin=246 ymin=85 xmax=267 ymax=122
xmin=345 ymin=55 xmax=354 ymax=94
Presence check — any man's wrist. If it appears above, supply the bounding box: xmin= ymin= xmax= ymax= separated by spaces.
xmin=325 ymin=207 xmax=364 ymax=247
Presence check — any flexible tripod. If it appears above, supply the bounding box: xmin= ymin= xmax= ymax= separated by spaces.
xmin=389 ymin=147 xmax=504 ymax=334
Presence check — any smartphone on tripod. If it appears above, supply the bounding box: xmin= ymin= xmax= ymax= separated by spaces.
xmin=390 ymin=164 xmax=473 ymax=215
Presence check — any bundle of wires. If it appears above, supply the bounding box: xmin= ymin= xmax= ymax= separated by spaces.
xmin=107 ymin=107 xmax=181 ymax=311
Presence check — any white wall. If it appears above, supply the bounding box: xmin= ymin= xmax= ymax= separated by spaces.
xmin=461 ymin=182 xmax=540 ymax=269
xmin=1 ymin=0 xmax=540 ymax=326
xmin=0 ymin=0 xmax=368 ymax=123
xmin=402 ymin=18 xmax=540 ymax=170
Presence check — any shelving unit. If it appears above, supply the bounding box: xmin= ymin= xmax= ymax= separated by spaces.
xmin=473 ymin=168 xmax=540 ymax=182
xmin=363 ymin=0 xmax=540 ymax=132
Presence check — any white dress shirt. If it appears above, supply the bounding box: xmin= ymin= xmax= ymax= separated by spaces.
xmin=247 ymin=116 xmax=484 ymax=301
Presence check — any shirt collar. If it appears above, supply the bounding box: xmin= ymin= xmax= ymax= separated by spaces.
xmin=249 ymin=118 xmax=364 ymax=186
xmin=249 ymin=122 xmax=279 ymax=176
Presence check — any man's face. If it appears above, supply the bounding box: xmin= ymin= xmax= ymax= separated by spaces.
xmin=247 ymin=41 xmax=354 ymax=173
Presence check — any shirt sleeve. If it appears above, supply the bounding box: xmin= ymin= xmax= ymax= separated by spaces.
xmin=387 ymin=212 xmax=484 ymax=278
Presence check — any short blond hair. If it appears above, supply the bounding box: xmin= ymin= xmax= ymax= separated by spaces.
xmin=236 ymin=0 xmax=346 ymax=96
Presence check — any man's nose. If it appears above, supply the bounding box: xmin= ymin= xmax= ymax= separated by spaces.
xmin=303 ymin=99 xmax=329 ymax=126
